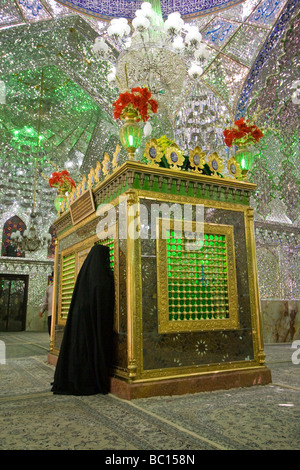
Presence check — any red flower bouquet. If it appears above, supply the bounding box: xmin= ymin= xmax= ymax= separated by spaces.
xmin=113 ymin=87 xmax=158 ymax=122
xmin=223 ymin=117 xmax=264 ymax=148
xmin=49 ymin=170 xmax=76 ymax=193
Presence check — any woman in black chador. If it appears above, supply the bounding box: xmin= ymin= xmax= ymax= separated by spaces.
xmin=51 ymin=244 xmax=114 ymax=395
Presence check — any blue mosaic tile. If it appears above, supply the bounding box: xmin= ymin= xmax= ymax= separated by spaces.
xmin=44 ymin=0 xmax=254 ymax=19
xmin=202 ymin=18 xmax=239 ymax=48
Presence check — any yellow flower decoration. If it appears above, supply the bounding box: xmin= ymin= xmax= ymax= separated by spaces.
xmin=208 ymin=152 xmax=224 ymax=176
xmin=157 ymin=135 xmax=174 ymax=153
xmin=112 ymin=144 xmax=121 ymax=171
xmin=165 ymin=143 xmax=184 ymax=170
xmin=102 ymin=152 xmax=111 ymax=177
xmin=144 ymin=138 xmax=163 ymax=166
xmin=189 ymin=146 xmax=206 ymax=172
xmin=227 ymin=157 xmax=242 ymax=179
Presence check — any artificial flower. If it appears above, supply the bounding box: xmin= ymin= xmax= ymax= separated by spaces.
xmin=112 ymin=87 xmax=158 ymax=122
xmin=223 ymin=117 xmax=264 ymax=148
xmin=48 ymin=170 xmax=76 ymax=193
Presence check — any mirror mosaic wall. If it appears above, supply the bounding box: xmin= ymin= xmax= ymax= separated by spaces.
xmin=0 ymin=0 xmax=299 ymax=334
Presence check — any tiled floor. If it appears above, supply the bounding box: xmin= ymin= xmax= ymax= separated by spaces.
xmin=0 ymin=331 xmax=299 ymax=451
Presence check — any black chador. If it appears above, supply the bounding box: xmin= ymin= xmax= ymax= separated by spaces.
xmin=51 ymin=245 xmax=114 ymax=395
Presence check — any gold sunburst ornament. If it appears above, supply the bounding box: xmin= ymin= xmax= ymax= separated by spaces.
xmin=165 ymin=143 xmax=184 ymax=170
xmin=112 ymin=144 xmax=121 ymax=171
xmin=102 ymin=152 xmax=111 ymax=177
xmin=95 ymin=161 xmax=102 ymax=183
xmin=208 ymin=152 xmax=224 ymax=176
xmin=70 ymin=186 xmax=77 ymax=203
xmin=227 ymin=156 xmax=242 ymax=179
xmin=189 ymin=146 xmax=206 ymax=172
xmin=88 ymin=168 xmax=95 ymax=187
xmin=76 ymin=184 xmax=82 ymax=198
xmin=144 ymin=138 xmax=163 ymax=166
xmin=81 ymin=174 xmax=88 ymax=191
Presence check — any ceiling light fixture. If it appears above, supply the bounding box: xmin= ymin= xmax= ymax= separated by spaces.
xmin=92 ymin=0 xmax=211 ymax=116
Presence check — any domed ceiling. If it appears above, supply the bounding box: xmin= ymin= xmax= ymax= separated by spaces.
xmin=0 ymin=0 xmax=299 ymax=233
xmin=49 ymin=0 xmax=255 ymax=19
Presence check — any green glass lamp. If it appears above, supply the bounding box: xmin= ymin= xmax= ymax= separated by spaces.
xmin=54 ymin=192 xmax=67 ymax=212
xmin=119 ymin=111 xmax=143 ymax=160
xmin=234 ymin=146 xmax=254 ymax=179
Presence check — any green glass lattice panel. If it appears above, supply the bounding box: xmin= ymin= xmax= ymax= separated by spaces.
xmin=157 ymin=220 xmax=239 ymax=333
xmin=60 ymin=252 xmax=76 ymax=320
xmin=95 ymin=238 xmax=114 ymax=269
xmin=166 ymin=231 xmax=229 ymax=322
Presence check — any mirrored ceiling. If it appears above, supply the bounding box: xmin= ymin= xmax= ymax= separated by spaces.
xmin=0 ymin=0 xmax=299 ymax=229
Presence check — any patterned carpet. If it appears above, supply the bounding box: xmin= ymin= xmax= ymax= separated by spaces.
xmin=0 ymin=332 xmax=299 ymax=451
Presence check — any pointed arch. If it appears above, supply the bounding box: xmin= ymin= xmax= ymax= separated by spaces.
xmin=1 ymin=216 xmax=27 ymax=258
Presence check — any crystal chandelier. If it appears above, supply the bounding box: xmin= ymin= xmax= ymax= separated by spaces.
xmin=92 ymin=1 xmax=211 ymax=115
xmin=11 ymin=213 xmax=51 ymax=253
xmin=174 ymin=81 xmax=231 ymax=156
xmin=10 ymin=70 xmax=52 ymax=254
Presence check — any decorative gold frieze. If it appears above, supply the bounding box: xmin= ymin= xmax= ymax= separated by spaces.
xmin=102 ymin=152 xmax=111 ymax=177
xmin=189 ymin=147 xmax=206 ymax=172
xmin=112 ymin=144 xmax=121 ymax=171
xmin=54 ymin=161 xmax=257 ymax=239
xmin=165 ymin=143 xmax=185 ymax=170
xmin=207 ymin=152 xmax=224 ymax=177
xmin=227 ymin=156 xmax=242 ymax=179
xmin=144 ymin=138 xmax=164 ymax=166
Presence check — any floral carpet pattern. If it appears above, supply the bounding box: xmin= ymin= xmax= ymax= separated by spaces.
xmin=0 ymin=332 xmax=299 ymax=450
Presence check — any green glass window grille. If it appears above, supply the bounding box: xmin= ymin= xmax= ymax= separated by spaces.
xmin=60 ymin=252 xmax=76 ymax=320
xmin=166 ymin=230 xmax=229 ymax=322
xmin=95 ymin=238 xmax=114 ymax=270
